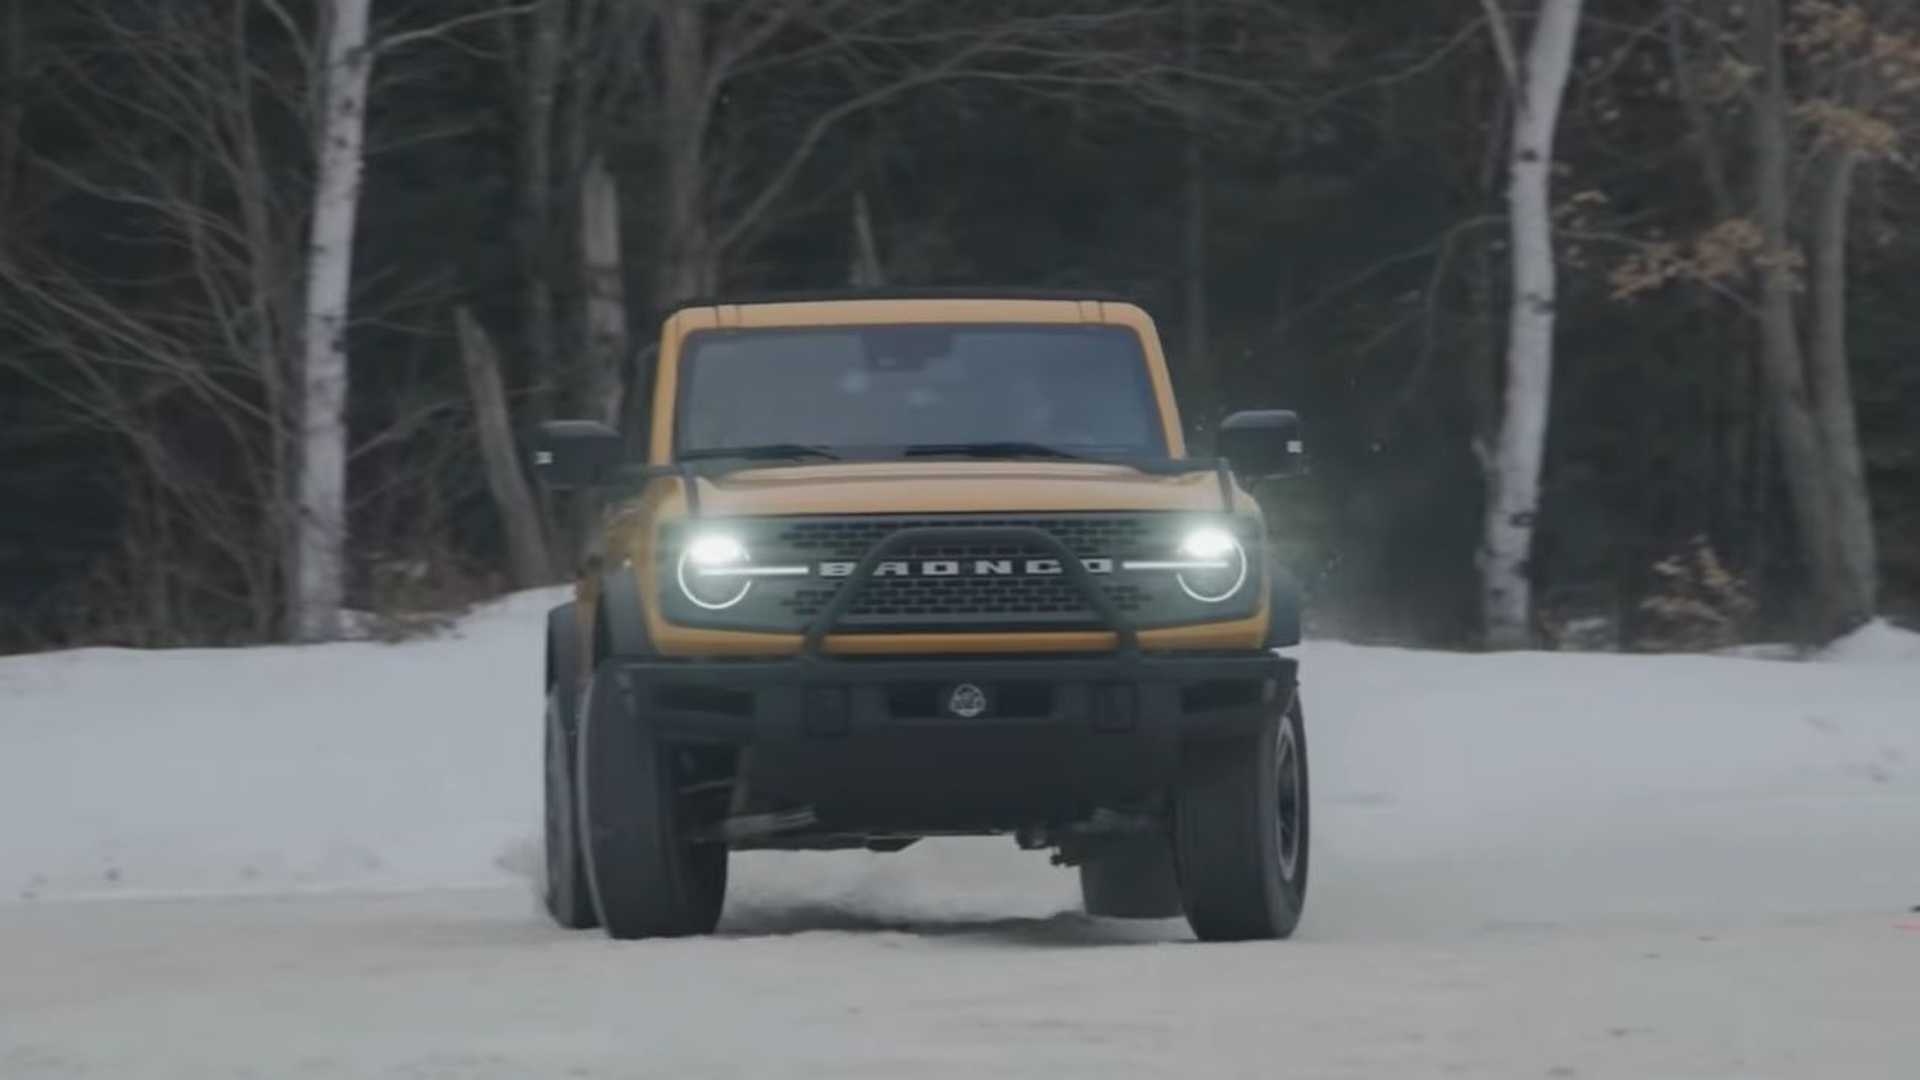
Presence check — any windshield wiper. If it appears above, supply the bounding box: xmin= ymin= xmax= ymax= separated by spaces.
xmin=900 ymin=441 xmax=1091 ymax=462
xmin=677 ymin=443 xmax=842 ymax=464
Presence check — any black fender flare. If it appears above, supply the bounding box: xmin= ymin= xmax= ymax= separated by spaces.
xmin=593 ymin=564 xmax=654 ymax=663
xmin=1265 ymin=559 xmax=1302 ymax=649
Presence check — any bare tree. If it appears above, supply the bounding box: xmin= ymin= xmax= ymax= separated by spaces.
xmin=1792 ymin=0 xmax=1909 ymax=633
xmin=457 ymin=307 xmax=554 ymax=587
xmin=496 ymin=0 xmax=650 ymax=418
xmin=657 ymin=0 xmax=719 ymax=301
xmin=0 ymin=1 xmax=313 ymax=642
xmin=638 ymin=0 xmax=1277 ymax=306
xmin=1477 ymin=0 xmax=1587 ymax=649
xmin=579 ymin=154 xmax=631 ymax=426
xmin=0 ymin=0 xmax=529 ymax=644
xmin=1745 ymin=0 xmax=1860 ymax=638
xmin=291 ymin=0 xmax=374 ymax=642
xmin=1621 ymin=0 xmax=1916 ymax=638
xmin=1181 ymin=0 xmax=1212 ymax=427
xmin=0 ymin=0 xmax=28 ymax=225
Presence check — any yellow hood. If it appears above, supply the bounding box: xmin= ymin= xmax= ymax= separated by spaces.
xmin=662 ymin=460 xmax=1250 ymax=517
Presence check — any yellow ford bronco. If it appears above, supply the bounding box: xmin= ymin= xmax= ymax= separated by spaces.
xmin=535 ymin=289 xmax=1307 ymax=941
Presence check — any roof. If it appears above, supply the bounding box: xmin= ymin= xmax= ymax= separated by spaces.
xmin=657 ymin=287 xmax=1137 ymax=321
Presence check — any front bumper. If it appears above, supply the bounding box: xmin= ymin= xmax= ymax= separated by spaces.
xmin=613 ymin=650 xmax=1296 ymax=832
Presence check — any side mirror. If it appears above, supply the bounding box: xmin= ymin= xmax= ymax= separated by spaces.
xmin=1217 ymin=410 xmax=1303 ymax=484
xmin=533 ymin=420 xmax=624 ymax=491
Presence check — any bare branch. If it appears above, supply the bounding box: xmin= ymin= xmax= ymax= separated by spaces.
xmin=1479 ymin=0 xmax=1522 ymax=94
xmin=375 ymin=3 xmax=540 ymax=57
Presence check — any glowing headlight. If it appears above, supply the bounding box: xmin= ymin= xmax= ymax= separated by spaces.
xmin=1174 ymin=525 xmax=1249 ymax=604
xmin=1179 ymin=527 xmax=1239 ymax=562
xmin=686 ymin=533 xmax=748 ymax=569
xmin=676 ymin=532 xmax=752 ymax=610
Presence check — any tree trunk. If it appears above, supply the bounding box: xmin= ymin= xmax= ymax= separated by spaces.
xmin=1479 ymin=0 xmax=1585 ymax=650
xmin=849 ymin=189 xmax=885 ymax=287
xmin=0 ymin=0 xmax=22 ymax=218
xmin=457 ymin=307 xmax=555 ymax=588
xmin=290 ymin=0 xmax=373 ymax=642
xmin=1663 ymin=0 xmax=1736 ymax=222
xmin=1744 ymin=0 xmax=1859 ymax=640
xmin=579 ymin=154 xmax=630 ymax=427
xmin=1807 ymin=146 xmax=1877 ymax=629
xmin=1181 ymin=0 xmax=1213 ymax=434
xmin=516 ymin=0 xmax=566 ymax=417
xmin=659 ymin=0 xmax=717 ymax=302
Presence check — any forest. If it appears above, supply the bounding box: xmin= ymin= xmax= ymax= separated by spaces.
xmin=0 ymin=0 xmax=1914 ymax=652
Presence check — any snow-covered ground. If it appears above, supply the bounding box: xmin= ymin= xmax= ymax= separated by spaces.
xmin=2 ymin=594 xmax=1917 ymax=1077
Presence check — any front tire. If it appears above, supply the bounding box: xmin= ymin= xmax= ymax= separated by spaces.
xmin=575 ymin=663 xmax=728 ymax=939
xmin=1172 ymin=694 xmax=1309 ymax=942
xmin=543 ymin=685 xmax=599 ymax=929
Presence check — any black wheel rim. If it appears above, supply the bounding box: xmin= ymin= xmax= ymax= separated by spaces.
xmin=1274 ymin=715 xmax=1303 ymax=882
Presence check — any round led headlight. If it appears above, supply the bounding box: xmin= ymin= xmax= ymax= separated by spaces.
xmin=1175 ymin=525 xmax=1249 ymax=604
xmin=676 ymin=532 xmax=753 ymax=610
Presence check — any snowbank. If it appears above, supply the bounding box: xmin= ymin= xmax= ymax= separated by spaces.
xmin=0 ymin=588 xmax=564 ymax=903
xmin=1820 ymin=618 xmax=1920 ymax=666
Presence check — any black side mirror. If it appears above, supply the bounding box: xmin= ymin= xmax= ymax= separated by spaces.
xmin=1217 ymin=410 xmax=1303 ymax=484
xmin=533 ymin=420 xmax=624 ymax=491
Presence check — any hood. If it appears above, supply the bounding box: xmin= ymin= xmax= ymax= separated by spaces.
xmin=672 ymin=460 xmax=1249 ymax=517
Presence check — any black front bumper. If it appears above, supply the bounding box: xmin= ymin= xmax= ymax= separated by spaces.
xmin=615 ymin=650 xmax=1296 ymax=832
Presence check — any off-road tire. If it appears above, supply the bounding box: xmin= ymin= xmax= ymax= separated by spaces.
xmin=543 ymin=684 xmax=599 ymax=929
xmin=1079 ymin=835 xmax=1185 ymax=919
xmin=1172 ymin=694 xmax=1309 ymax=942
xmin=575 ymin=663 xmax=728 ymax=939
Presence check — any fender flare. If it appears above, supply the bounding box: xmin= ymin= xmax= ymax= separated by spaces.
xmin=1264 ymin=559 xmax=1302 ymax=650
xmin=593 ymin=564 xmax=654 ymax=662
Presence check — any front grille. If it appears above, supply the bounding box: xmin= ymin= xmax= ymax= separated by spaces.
xmin=782 ymin=579 xmax=1151 ymax=620
xmin=657 ymin=511 xmax=1260 ymax=634
xmin=772 ymin=515 xmax=1159 ymax=626
xmin=775 ymin=516 xmax=1157 ymax=561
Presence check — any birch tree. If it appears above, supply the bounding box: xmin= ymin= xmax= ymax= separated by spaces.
xmin=291 ymin=0 xmax=374 ymax=642
xmin=1477 ymin=0 xmax=1586 ymax=649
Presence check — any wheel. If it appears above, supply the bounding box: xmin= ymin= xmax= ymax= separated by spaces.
xmin=575 ymin=663 xmax=728 ymax=939
xmin=1079 ymin=835 xmax=1185 ymax=919
xmin=1171 ymin=693 xmax=1309 ymax=942
xmin=543 ymin=604 xmax=597 ymax=929
xmin=543 ymin=684 xmax=598 ymax=929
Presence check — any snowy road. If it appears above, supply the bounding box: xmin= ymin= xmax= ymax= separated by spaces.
xmin=5 ymin=886 xmax=1916 ymax=1079
xmin=3 ymin=592 xmax=1918 ymax=1077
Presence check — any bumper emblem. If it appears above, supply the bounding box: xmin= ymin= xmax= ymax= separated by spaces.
xmin=946 ymin=683 xmax=990 ymax=719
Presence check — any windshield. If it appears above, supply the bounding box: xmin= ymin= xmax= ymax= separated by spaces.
xmin=674 ymin=323 xmax=1165 ymax=459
